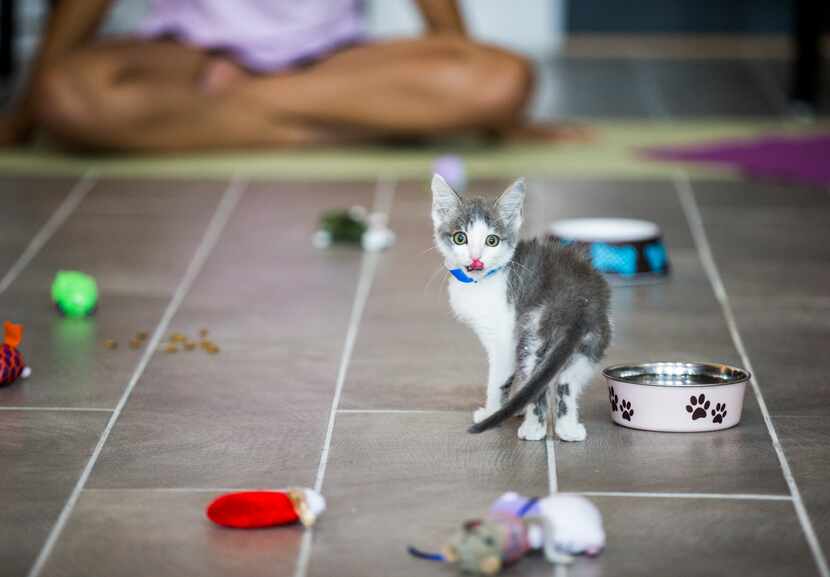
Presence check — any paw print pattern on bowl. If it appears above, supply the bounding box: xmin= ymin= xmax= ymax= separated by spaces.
xmin=685 ymin=394 xmax=710 ymax=420
xmin=711 ymin=402 xmax=728 ymax=424
xmin=608 ymin=386 xmax=618 ymax=413
xmin=620 ymin=399 xmax=634 ymax=421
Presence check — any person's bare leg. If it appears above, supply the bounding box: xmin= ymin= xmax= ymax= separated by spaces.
xmin=35 ymin=36 xmax=536 ymax=151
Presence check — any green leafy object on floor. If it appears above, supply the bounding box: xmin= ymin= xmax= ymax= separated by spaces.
xmin=319 ymin=209 xmax=367 ymax=243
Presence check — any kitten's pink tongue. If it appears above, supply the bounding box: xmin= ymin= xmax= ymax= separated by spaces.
xmin=469 ymin=259 xmax=485 ymax=270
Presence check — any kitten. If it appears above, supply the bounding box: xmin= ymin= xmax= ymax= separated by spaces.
xmin=431 ymin=175 xmax=611 ymax=441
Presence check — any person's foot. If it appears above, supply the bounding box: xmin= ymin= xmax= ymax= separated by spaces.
xmin=200 ymin=57 xmax=250 ymax=95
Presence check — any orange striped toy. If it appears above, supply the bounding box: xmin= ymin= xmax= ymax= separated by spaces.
xmin=1 ymin=322 xmax=29 ymax=386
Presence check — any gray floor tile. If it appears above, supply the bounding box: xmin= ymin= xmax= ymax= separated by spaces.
xmin=0 ymin=410 xmax=109 ymax=577
xmin=0 ymin=180 xmax=226 ymax=408
xmin=533 ymin=58 xmax=651 ymax=119
xmin=645 ymin=60 xmax=784 ymax=117
xmin=308 ymin=411 xmax=549 ymax=577
xmin=568 ymin=497 xmax=817 ymax=577
xmin=0 ymin=176 xmax=76 ymax=280
xmin=728 ymin=300 xmax=830 ymax=416
xmin=40 ymin=489 xmax=302 ymax=577
xmin=749 ymin=59 xmax=830 ymax=114
xmin=693 ymin=181 xmax=830 ymax=416
xmin=694 ymin=181 xmax=830 ymax=301
xmin=87 ymin=183 xmax=371 ymax=489
xmin=775 ymin=417 xmax=830 ymax=556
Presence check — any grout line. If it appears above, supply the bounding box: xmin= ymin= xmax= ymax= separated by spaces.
xmin=336 ymin=409 xmax=459 ymax=414
xmin=0 ymin=406 xmax=113 ymax=413
xmin=0 ymin=171 xmax=97 ymax=295
xmin=80 ymin=487 xmax=794 ymax=501
xmin=547 ymin=443 xmax=565 ymax=573
xmin=573 ymin=491 xmax=793 ymax=501
xmin=546 ymin=439 xmax=559 ymax=494
xmin=85 ymin=487 xmax=289 ymax=494
xmin=674 ymin=170 xmax=829 ymax=577
xmin=26 ymin=177 xmax=246 ymax=577
xmin=293 ymin=178 xmax=396 ymax=577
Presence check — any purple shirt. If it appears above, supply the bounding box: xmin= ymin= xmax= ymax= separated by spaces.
xmin=140 ymin=0 xmax=364 ymax=72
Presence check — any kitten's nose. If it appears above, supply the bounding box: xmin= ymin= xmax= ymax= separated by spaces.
xmin=469 ymin=258 xmax=485 ymax=270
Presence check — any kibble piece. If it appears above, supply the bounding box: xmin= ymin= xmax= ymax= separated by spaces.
xmin=183 ymin=341 xmax=196 ymax=351
xmin=163 ymin=344 xmax=179 ymax=354
xmin=135 ymin=332 xmax=148 ymax=341
xmin=104 ymin=339 xmax=118 ymax=350
xmin=199 ymin=329 xmax=209 ymax=338
xmin=129 ymin=339 xmax=143 ymax=349
xmin=170 ymin=333 xmax=187 ymax=343
xmin=205 ymin=344 xmax=220 ymax=354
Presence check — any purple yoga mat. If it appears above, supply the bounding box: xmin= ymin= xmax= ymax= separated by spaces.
xmin=644 ymin=133 xmax=830 ymax=187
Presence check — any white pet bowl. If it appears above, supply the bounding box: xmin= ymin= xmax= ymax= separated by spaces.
xmin=603 ymin=362 xmax=750 ymax=432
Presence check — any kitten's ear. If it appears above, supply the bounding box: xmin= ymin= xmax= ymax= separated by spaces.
xmin=496 ymin=178 xmax=525 ymax=231
xmin=431 ymin=173 xmax=462 ymax=224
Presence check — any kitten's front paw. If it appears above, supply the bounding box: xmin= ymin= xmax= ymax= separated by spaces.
xmin=473 ymin=407 xmax=495 ymax=424
xmin=555 ymin=421 xmax=587 ymax=442
xmin=518 ymin=419 xmax=547 ymax=441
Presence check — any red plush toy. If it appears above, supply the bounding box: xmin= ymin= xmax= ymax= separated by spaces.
xmin=1 ymin=322 xmax=30 ymax=387
xmin=206 ymin=489 xmax=325 ymax=529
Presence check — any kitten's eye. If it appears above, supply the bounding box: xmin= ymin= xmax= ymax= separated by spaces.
xmin=452 ymin=231 xmax=468 ymax=245
xmin=485 ymin=234 xmax=500 ymax=247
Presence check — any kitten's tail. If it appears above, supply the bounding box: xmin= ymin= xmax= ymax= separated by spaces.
xmin=468 ymin=313 xmax=585 ymax=434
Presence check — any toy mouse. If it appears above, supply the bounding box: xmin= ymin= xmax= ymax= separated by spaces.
xmin=409 ymin=492 xmax=604 ymax=575
xmin=1 ymin=321 xmax=31 ymax=386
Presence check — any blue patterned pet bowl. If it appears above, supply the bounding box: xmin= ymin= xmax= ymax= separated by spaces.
xmin=549 ymin=218 xmax=669 ymax=283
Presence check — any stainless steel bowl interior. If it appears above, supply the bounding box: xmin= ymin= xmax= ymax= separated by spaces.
xmin=603 ymin=362 xmax=750 ymax=387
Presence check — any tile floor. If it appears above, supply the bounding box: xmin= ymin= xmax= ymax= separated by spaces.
xmin=1 ymin=56 xmax=829 ymax=577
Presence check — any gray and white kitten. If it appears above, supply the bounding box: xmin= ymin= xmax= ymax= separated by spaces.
xmin=431 ymin=175 xmax=611 ymax=441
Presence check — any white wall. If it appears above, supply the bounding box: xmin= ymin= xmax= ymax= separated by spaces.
xmin=366 ymin=0 xmax=565 ymax=58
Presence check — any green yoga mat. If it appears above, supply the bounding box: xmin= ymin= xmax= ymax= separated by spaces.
xmin=0 ymin=120 xmax=825 ymax=181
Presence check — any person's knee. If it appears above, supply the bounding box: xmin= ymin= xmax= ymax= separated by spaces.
xmin=32 ymin=62 xmax=98 ymax=139
xmin=438 ymin=42 xmax=533 ymax=126
xmin=473 ymin=49 xmax=534 ymax=122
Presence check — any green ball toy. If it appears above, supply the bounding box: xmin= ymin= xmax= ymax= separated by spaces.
xmin=51 ymin=271 xmax=98 ymax=318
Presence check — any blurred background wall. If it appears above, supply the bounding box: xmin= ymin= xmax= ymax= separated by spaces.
xmin=12 ymin=0 xmax=811 ymax=64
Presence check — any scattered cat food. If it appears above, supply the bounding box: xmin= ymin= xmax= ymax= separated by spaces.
xmin=200 ymin=339 xmax=220 ymax=354
xmin=104 ymin=329 xmax=219 ymax=355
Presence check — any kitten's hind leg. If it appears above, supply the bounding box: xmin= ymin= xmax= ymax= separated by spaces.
xmin=518 ymin=392 xmax=548 ymax=441
xmin=554 ymin=355 xmax=595 ymax=442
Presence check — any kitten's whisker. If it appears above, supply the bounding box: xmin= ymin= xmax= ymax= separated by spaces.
xmin=418 ymin=245 xmax=439 ymax=256
xmin=423 ymin=264 xmax=447 ymax=294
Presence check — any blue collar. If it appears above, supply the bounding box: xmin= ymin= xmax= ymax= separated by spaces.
xmin=448 ymin=266 xmax=503 ymax=284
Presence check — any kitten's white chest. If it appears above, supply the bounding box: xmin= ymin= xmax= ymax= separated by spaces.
xmin=448 ymin=273 xmax=515 ymax=340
